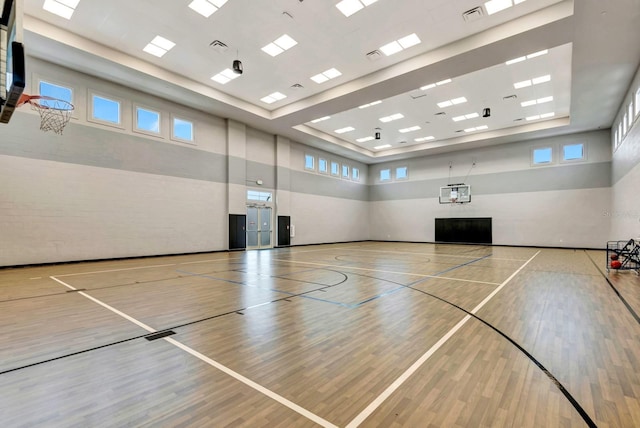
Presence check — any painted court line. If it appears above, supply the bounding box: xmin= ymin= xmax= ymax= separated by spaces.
xmin=49 ymin=275 xmax=337 ymax=428
xmin=345 ymin=250 xmax=540 ymax=428
xmin=335 ymin=247 xmax=530 ymax=262
xmin=55 ymin=263 xmax=178 ymax=277
xmin=272 ymin=258 xmax=501 ymax=286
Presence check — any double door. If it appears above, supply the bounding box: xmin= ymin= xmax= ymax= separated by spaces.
xmin=247 ymin=206 xmax=272 ymax=249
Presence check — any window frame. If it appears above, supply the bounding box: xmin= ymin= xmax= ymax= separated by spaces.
xmin=318 ymin=158 xmax=328 ymax=174
xmin=304 ymin=154 xmax=315 ymax=171
xmin=561 ymin=142 xmax=586 ymax=163
xmin=88 ymin=91 xmax=124 ymax=129
xmin=379 ymin=168 xmax=391 ymax=181
xmin=635 ymin=88 xmax=640 ymax=118
xmin=133 ymin=104 xmax=163 ymax=137
xmin=342 ymin=164 xmax=350 ymax=179
xmin=37 ymin=78 xmax=78 ymax=120
xmin=330 ymin=161 xmax=340 ymax=177
xmin=531 ymin=146 xmax=554 ymax=166
xmin=171 ymin=115 xmax=195 ymax=144
xmin=352 ymin=167 xmax=360 ymax=181
xmin=395 ymin=166 xmax=409 ymax=180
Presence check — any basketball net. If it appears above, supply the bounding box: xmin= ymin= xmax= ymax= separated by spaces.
xmin=18 ymin=94 xmax=74 ymax=135
xmin=450 ymin=190 xmax=458 ymax=204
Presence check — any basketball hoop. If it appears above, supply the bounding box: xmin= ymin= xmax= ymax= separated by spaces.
xmin=18 ymin=94 xmax=74 ymax=135
xmin=450 ymin=190 xmax=458 ymax=204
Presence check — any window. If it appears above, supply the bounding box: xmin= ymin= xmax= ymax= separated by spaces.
xmin=352 ymin=167 xmax=360 ymax=181
xmin=623 ymin=113 xmax=628 ymax=134
xmin=629 ymin=102 xmax=634 ymax=125
xmin=172 ymin=117 xmax=194 ymax=142
xmin=532 ymin=147 xmax=552 ymax=165
xmin=319 ymin=158 xmax=328 ymax=173
xmin=380 ymin=169 xmax=391 ymax=181
xmin=614 ymin=130 xmax=619 ymax=148
xmin=91 ymin=94 xmax=121 ymax=125
xmin=331 ymin=161 xmax=339 ymax=176
xmin=396 ymin=166 xmax=408 ymax=180
xmin=135 ymin=107 xmax=161 ymax=134
xmin=619 ymin=122 xmax=623 ymax=142
xmin=342 ymin=164 xmax=350 ymax=179
xmin=636 ymin=88 xmax=640 ymax=117
xmin=247 ymin=190 xmax=272 ymax=201
xmin=39 ymin=81 xmax=73 ymax=109
xmin=305 ymin=154 xmax=315 ymax=170
xmin=563 ymin=143 xmax=584 ymax=161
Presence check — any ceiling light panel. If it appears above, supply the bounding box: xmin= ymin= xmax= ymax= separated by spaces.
xmin=336 ymin=0 xmax=378 ymax=17
xmin=379 ymin=33 xmax=421 ymax=56
xmin=335 ymin=126 xmax=355 ymax=134
xmin=415 ymin=136 xmax=435 ymax=142
xmin=514 ymin=74 xmax=551 ymax=89
xmin=374 ymin=144 xmax=391 ymax=150
xmin=506 ymin=49 xmax=548 ymax=65
xmin=399 ymin=126 xmax=421 ymax=133
xmin=43 ymin=0 xmax=80 ymax=19
xmin=452 ymin=112 xmax=479 ymax=122
xmin=437 ymin=97 xmax=467 ymax=108
xmin=143 ymin=36 xmax=176 ymax=58
xmin=189 ymin=0 xmax=228 ymax=18
xmin=357 ymin=136 xmax=375 ymax=142
xmin=261 ymin=34 xmax=298 ymax=57
xmin=211 ymin=68 xmax=241 ymax=84
xmin=359 ymin=100 xmax=382 ymax=109
xmin=379 ymin=113 xmax=404 ymax=123
xmin=464 ymin=125 xmax=489 ymax=132
xmin=311 ymin=116 xmax=331 ymax=123
xmin=260 ymin=92 xmax=287 ymax=104
xmin=484 ymin=0 xmax=513 ymax=15
xmin=311 ymin=68 xmax=342 ymax=84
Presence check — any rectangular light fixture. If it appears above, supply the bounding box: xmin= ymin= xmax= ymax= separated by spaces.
xmin=537 ymin=96 xmax=553 ymax=103
xmin=336 ymin=0 xmax=377 ymax=17
xmin=357 ymin=136 xmax=375 ymax=143
xmin=260 ymin=92 xmax=287 ymax=104
xmin=211 ymin=68 xmax=241 ymax=84
xmin=261 ymin=34 xmax=298 ymax=57
xmin=311 ymin=116 xmax=331 ymax=123
xmin=359 ymin=100 xmax=382 ymax=109
xmin=453 ymin=112 xmax=479 ymax=122
xmin=379 ymin=33 xmax=421 ymax=56
xmin=374 ymin=144 xmax=391 ymax=150
xmin=379 ymin=113 xmax=404 ymax=123
xmin=143 ymin=36 xmax=176 ymax=58
xmin=437 ymin=97 xmax=467 ymax=108
xmin=485 ymin=0 xmax=513 ymax=15
xmin=514 ymin=74 xmax=551 ymax=89
xmin=43 ymin=0 xmax=80 ymax=19
xmin=420 ymin=83 xmax=436 ymax=91
xmin=335 ymin=126 xmax=355 ymax=134
xmin=506 ymin=49 xmax=548 ymax=65
xmin=540 ymin=112 xmax=555 ymax=118
xmin=436 ymin=79 xmax=452 ymax=86
xmin=415 ymin=136 xmax=435 ymax=142
xmin=464 ymin=125 xmax=489 ymax=132
xmin=527 ymin=49 xmax=548 ymax=59
xmin=399 ymin=126 xmax=421 ymax=133
xmin=189 ymin=0 xmax=228 ymax=18
xmin=311 ymin=68 xmax=342 ymax=84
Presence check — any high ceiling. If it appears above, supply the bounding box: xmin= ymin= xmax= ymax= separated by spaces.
xmin=13 ymin=0 xmax=640 ymax=162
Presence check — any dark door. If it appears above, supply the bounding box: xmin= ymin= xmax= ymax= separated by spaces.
xmin=229 ymin=214 xmax=246 ymax=250
xmin=277 ymin=216 xmax=291 ymax=247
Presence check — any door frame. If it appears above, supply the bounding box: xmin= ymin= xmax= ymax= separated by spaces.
xmin=246 ymin=203 xmax=274 ymax=250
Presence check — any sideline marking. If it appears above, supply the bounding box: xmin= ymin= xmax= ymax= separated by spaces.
xmin=345 ymin=250 xmax=540 ymax=428
xmin=49 ymin=275 xmax=338 ymax=428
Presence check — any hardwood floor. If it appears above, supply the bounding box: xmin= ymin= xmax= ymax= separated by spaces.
xmin=0 ymin=242 xmax=639 ymax=427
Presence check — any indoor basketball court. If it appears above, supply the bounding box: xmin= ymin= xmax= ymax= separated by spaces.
xmin=1 ymin=0 xmax=640 ymax=427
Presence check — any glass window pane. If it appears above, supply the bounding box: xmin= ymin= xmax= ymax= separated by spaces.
xmin=136 ymin=107 xmax=160 ymax=133
xmin=174 ymin=118 xmax=193 ymax=141
xmin=92 ymin=95 xmax=120 ymax=124
xmin=342 ymin=165 xmax=349 ymax=178
xmin=636 ymin=89 xmax=640 ymax=117
xmin=305 ymin=154 xmax=315 ymax=170
xmin=533 ymin=147 xmax=552 ymax=164
xmin=352 ymin=167 xmax=359 ymax=180
xmin=380 ymin=169 xmax=391 ymax=181
xmin=396 ymin=166 xmax=408 ymax=179
xmin=39 ymin=81 xmax=73 ymax=108
xmin=331 ymin=161 xmax=339 ymax=176
xmin=563 ymin=144 xmax=583 ymax=161
xmin=319 ymin=158 xmax=328 ymax=173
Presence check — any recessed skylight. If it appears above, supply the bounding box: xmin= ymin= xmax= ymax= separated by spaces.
xmin=437 ymin=97 xmax=468 ymax=108
xmin=521 ymin=96 xmax=553 ymax=107
xmin=379 ymin=113 xmax=404 ymax=123
xmin=335 ymin=126 xmax=355 ymax=134
xmin=415 ymin=136 xmax=435 ymax=142
xmin=261 ymin=34 xmax=298 ymax=57
xmin=506 ymin=49 xmax=548 ymax=65
xmin=464 ymin=125 xmax=489 ymax=132
xmin=359 ymin=100 xmax=382 ymax=109
xmin=452 ymin=112 xmax=479 ymax=122
xmin=336 ymin=0 xmax=377 ymax=17
xmin=399 ymin=126 xmax=421 ymax=133
xmin=189 ymin=0 xmax=228 ymax=18
xmin=311 ymin=68 xmax=342 ymax=84
xmin=311 ymin=116 xmax=331 ymax=123
xmin=380 ymin=33 xmax=421 ymax=56
xmin=211 ymin=68 xmax=241 ymax=85
xmin=374 ymin=144 xmax=391 ymax=150
xmin=357 ymin=136 xmax=375 ymax=143
xmin=143 ymin=36 xmax=176 ymax=58
xmin=43 ymin=0 xmax=80 ymax=20
xmin=260 ymin=92 xmax=287 ymax=104
xmin=514 ymin=75 xmax=551 ymax=89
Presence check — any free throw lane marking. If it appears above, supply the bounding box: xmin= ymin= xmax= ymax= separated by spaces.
xmin=345 ymin=250 xmax=540 ymax=428
xmin=49 ymin=275 xmax=338 ymax=428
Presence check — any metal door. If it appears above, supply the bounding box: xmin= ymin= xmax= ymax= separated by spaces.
xmin=246 ymin=206 xmax=272 ymax=249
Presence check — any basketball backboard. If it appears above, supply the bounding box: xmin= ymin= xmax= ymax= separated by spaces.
xmin=0 ymin=0 xmax=25 ymax=124
xmin=439 ymin=184 xmax=471 ymax=204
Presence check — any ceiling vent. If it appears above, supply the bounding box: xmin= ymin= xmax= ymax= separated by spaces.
xmin=462 ymin=7 xmax=484 ymax=22
xmin=503 ymin=94 xmax=518 ymax=100
xmin=410 ymin=93 xmax=427 ymax=99
xmin=434 ymin=112 xmax=447 ymax=119
xmin=366 ymin=50 xmax=382 ymax=61
xmin=209 ymin=40 xmax=229 ymax=53
xmin=291 ymin=83 xmax=304 ymax=89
